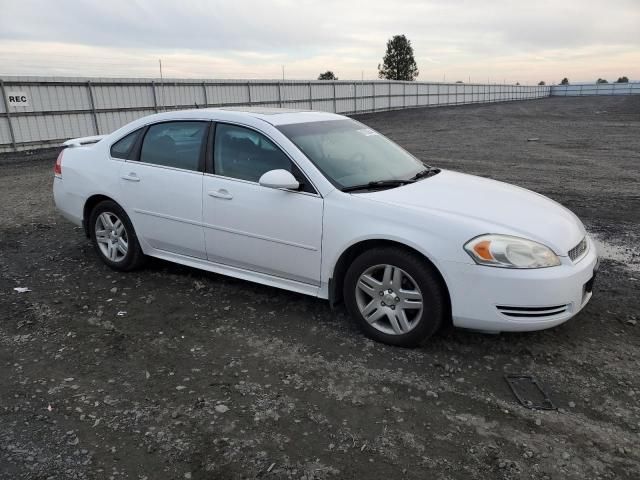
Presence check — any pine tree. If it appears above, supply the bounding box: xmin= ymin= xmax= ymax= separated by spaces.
xmin=318 ymin=71 xmax=337 ymax=80
xmin=378 ymin=35 xmax=419 ymax=81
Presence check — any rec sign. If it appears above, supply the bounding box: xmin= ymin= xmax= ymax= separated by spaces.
xmin=6 ymin=91 xmax=29 ymax=107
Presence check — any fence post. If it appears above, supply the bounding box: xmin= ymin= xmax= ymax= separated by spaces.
xmin=278 ymin=82 xmax=283 ymax=108
xmin=353 ymin=82 xmax=357 ymax=113
xmin=202 ymin=82 xmax=209 ymax=107
xmin=403 ymin=82 xmax=406 ymax=108
xmin=0 ymin=79 xmax=17 ymax=151
xmin=372 ymin=82 xmax=375 ymax=112
xmin=247 ymin=82 xmax=252 ymax=105
xmin=151 ymin=81 xmax=159 ymax=113
xmin=86 ymin=81 xmax=100 ymax=135
xmin=308 ymin=82 xmax=313 ymax=110
xmin=332 ymin=82 xmax=337 ymax=113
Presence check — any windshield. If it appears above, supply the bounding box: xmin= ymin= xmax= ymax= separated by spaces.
xmin=277 ymin=119 xmax=429 ymax=189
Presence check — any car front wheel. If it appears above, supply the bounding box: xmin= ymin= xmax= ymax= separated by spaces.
xmin=89 ymin=200 xmax=144 ymax=271
xmin=343 ymin=247 xmax=446 ymax=347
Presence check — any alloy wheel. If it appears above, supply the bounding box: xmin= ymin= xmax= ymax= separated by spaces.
xmin=95 ymin=211 xmax=128 ymax=263
xmin=355 ymin=264 xmax=424 ymax=335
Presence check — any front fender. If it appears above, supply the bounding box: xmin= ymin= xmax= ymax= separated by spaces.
xmin=320 ymin=192 xmax=476 ymax=298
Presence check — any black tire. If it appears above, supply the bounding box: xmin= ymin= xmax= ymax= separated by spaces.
xmin=88 ymin=200 xmax=145 ymax=271
xmin=343 ymin=247 xmax=446 ymax=347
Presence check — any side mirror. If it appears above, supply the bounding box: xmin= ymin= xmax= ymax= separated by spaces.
xmin=258 ymin=169 xmax=300 ymax=190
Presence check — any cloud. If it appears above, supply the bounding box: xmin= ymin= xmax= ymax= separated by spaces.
xmin=0 ymin=0 xmax=638 ymax=83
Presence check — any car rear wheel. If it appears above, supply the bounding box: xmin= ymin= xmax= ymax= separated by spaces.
xmin=343 ymin=247 xmax=446 ymax=347
xmin=89 ymin=200 xmax=144 ymax=271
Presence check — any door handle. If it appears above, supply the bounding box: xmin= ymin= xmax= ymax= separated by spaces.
xmin=121 ymin=172 xmax=140 ymax=182
xmin=208 ymin=189 xmax=233 ymax=200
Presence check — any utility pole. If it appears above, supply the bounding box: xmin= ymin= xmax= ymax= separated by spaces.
xmin=361 ymin=70 xmax=364 ymax=81
xmin=158 ymin=59 xmax=164 ymax=110
xmin=282 ymin=65 xmax=285 ymax=81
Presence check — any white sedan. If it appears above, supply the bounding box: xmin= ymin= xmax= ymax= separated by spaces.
xmin=53 ymin=108 xmax=598 ymax=347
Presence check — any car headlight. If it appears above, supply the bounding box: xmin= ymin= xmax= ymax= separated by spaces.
xmin=464 ymin=234 xmax=561 ymax=268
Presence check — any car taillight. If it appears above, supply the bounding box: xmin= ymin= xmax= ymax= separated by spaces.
xmin=54 ymin=150 xmax=63 ymax=176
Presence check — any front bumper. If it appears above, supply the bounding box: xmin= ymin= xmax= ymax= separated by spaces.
xmin=443 ymin=236 xmax=599 ymax=332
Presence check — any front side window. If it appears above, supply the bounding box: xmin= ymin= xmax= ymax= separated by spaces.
xmin=110 ymin=129 xmax=142 ymax=159
xmin=277 ymin=119 xmax=427 ymax=189
xmin=213 ymin=124 xmax=293 ymax=182
xmin=213 ymin=123 xmax=314 ymax=193
xmin=139 ymin=121 xmax=208 ymax=171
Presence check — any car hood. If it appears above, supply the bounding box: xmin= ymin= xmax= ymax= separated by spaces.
xmin=358 ymin=170 xmax=585 ymax=255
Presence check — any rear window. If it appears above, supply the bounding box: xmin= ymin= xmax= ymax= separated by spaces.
xmin=110 ymin=129 xmax=142 ymax=159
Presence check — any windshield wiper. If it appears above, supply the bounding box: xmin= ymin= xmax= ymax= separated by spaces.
xmin=341 ymin=179 xmax=414 ymax=192
xmin=409 ymin=167 xmax=441 ymax=181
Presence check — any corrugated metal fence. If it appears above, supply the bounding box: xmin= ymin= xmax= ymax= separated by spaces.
xmin=0 ymin=76 xmax=551 ymax=152
xmin=550 ymin=82 xmax=640 ymax=96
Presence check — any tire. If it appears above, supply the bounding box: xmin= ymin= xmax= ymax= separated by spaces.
xmin=88 ymin=200 xmax=145 ymax=271
xmin=343 ymin=247 xmax=446 ymax=347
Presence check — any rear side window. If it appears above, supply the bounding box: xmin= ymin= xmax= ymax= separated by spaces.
xmin=140 ymin=121 xmax=208 ymax=172
xmin=110 ymin=129 xmax=142 ymax=159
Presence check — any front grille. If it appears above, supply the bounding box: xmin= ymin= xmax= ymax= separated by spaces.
xmin=497 ymin=304 xmax=569 ymax=318
xmin=568 ymin=236 xmax=588 ymax=262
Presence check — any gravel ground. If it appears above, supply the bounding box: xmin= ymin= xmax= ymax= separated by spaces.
xmin=1 ymin=96 xmax=639 ymax=479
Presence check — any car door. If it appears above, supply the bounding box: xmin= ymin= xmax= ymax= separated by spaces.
xmin=117 ymin=120 xmax=209 ymax=259
xmin=202 ymin=122 xmax=323 ymax=286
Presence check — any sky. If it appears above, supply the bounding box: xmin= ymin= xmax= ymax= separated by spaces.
xmin=0 ymin=0 xmax=638 ymax=84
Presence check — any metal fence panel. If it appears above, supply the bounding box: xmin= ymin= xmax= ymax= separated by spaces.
xmin=93 ymin=84 xmax=155 ymax=109
xmin=208 ymin=84 xmax=249 ymax=105
xmin=0 ymin=76 xmax=555 ymax=152
xmin=282 ymin=83 xmax=309 ymax=103
xmin=311 ymin=83 xmax=333 ymax=100
xmin=160 ymin=84 xmax=205 ymax=108
xmin=12 ymin=112 xmax=95 ymax=144
xmin=31 ymin=84 xmax=90 ymax=112
xmin=551 ymin=82 xmax=640 ymax=96
xmin=97 ymin=110 xmax=149 ymax=134
xmin=0 ymin=117 xmax=11 ymax=144
xmin=335 ymin=97 xmax=352 ymax=115
xmin=312 ymin=99 xmax=334 ymax=113
xmin=251 ymin=84 xmax=279 ymax=104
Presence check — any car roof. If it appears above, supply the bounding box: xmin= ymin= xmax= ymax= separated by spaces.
xmin=135 ymin=107 xmax=347 ymax=127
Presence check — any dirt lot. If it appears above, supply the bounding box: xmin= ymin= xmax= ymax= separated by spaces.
xmin=1 ymin=96 xmax=639 ymax=479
